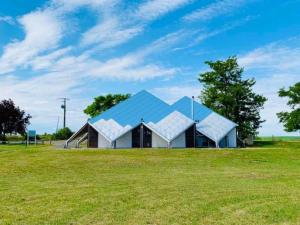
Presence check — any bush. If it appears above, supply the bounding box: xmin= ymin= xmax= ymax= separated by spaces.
xmin=53 ymin=127 xmax=74 ymax=140
xmin=6 ymin=135 xmax=25 ymax=142
xmin=39 ymin=133 xmax=52 ymax=141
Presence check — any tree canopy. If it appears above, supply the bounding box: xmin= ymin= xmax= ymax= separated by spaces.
xmin=84 ymin=94 xmax=131 ymax=117
xmin=277 ymin=82 xmax=300 ymax=132
xmin=53 ymin=127 xmax=74 ymax=140
xmin=198 ymin=56 xmax=267 ymax=142
xmin=0 ymin=99 xmax=31 ymax=141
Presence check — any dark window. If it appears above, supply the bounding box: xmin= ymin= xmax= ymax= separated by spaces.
xmin=196 ymin=132 xmax=215 ymax=148
xmin=143 ymin=126 xmax=152 ymax=148
xmin=88 ymin=125 xmax=98 ymax=148
xmin=132 ymin=124 xmax=152 ymax=148
xmin=185 ymin=124 xmax=195 ymax=147
xmin=132 ymin=126 xmax=140 ymax=148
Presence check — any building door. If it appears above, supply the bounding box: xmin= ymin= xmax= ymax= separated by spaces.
xmin=143 ymin=126 xmax=152 ymax=148
xmin=185 ymin=124 xmax=195 ymax=147
xmin=88 ymin=125 xmax=98 ymax=148
xmin=132 ymin=126 xmax=140 ymax=148
xmin=132 ymin=124 xmax=152 ymax=148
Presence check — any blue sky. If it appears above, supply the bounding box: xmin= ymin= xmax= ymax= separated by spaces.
xmin=0 ymin=0 xmax=299 ymax=135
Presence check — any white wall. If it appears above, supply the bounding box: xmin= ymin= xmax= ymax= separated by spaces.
xmin=98 ymin=133 xmax=111 ymax=148
xmin=170 ymin=132 xmax=186 ymax=148
xmin=227 ymin=128 xmax=237 ymax=148
xmin=152 ymin=132 xmax=168 ymax=148
xmin=116 ymin=131 xmax=132 ymax=148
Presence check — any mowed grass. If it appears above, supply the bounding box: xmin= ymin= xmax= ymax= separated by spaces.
xmin=1 ymin=142 xmax=300 ymax=225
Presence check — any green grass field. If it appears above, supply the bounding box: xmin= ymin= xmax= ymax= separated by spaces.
xmin=1 ymin=141 xmax=300 ymax=225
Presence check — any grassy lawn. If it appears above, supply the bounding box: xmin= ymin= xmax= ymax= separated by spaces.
xmin=1 ymin=142 xmax=300 ymax=225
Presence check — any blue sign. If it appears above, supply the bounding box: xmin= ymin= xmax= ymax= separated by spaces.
xmin=28 ymin=130 xmax=36 ymax=137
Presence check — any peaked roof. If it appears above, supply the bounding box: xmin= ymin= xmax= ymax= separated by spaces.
xmin=171 ymin=96 xmax=212 ymax=121
xmin=171 ymin=96 xmax=237 ymax=143
xmin=88 ymin=90 xmax=194 ymax=142
xmin=70 ymin=90 xmax=237 ymax=144
xmin=89 ymin=90 xmax=173 ymax=126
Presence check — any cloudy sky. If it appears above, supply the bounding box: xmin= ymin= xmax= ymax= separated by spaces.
xmin=0 ymin=0 xmax=299 ymax=135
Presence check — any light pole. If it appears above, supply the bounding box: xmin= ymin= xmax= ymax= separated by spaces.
xmin=58 ymin=98 xmax=69 ymax=128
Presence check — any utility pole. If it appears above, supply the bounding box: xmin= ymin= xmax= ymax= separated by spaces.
xmin=59 ymin=98 xmax=69 ymax=128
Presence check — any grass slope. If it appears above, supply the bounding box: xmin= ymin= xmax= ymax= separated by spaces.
xmin=0 ymin=142 xmax=300 ymax=225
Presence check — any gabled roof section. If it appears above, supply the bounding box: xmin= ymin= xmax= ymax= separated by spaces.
xmin=89 ymin=90 xmax=173 ymax=127
xmin=171 ymin=96 xmax=212 ymax=121
xmin=146 ymin=111 xmax=194 ymax=142
xmin=171 ymin=96 xmax=237 ymax=144
xmin=196 ymin=112 xmax=236 ymax=144
xmin=88 ymin=91 xmax=197 ymax=143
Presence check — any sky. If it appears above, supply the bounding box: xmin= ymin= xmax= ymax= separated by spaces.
xmin=0 ymin=0 xmax=299 ymax=136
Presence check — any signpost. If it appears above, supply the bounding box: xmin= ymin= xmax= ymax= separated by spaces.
xmin=27 ymin=130 xmax=37 ymax=146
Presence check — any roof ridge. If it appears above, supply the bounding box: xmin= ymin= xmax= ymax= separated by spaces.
xmin=175 ymin=96 xmax=237 ymax=126
xmin=89 ymin=90 xmax=172 ymax=124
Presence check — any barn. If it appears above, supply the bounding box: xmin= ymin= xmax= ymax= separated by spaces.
xmin=66 ymin=90 xmax=237 ymax=148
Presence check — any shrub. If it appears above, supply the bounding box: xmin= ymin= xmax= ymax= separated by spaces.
xmin=53 ymin=127 xmax=74 ymax=140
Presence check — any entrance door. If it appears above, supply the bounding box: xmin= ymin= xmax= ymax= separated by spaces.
xmin=143 ymin=126 xmax=152 ymax=148
xmin=131 ymin=124 xmax=152 ymax=148
xmin=132 ymin=126 xmax=140 ymax=148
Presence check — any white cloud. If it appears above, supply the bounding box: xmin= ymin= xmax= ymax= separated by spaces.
xmin=239 ymin=40 xmax=300 ymax=136
xmin=0 ymin=16 xmax=14 ymax=25
xmin=239 ymin=44 xmax=300 ymax=72
xmin=28 ymin=30 xmax=183 ymax=81
xmin=0 ymin=9 xmax=63 ymax=74
xmin=80 ymin=0 xmax=192 ymax=49
xmin=254 ymin=73 xmax=299 ymax=136
xmin=29 ymin=47 xmax=72 ymax=70
xmin=152 ymin=85 xmax=201 ymax=104
xmin=136 ymin=0 xmax=192 ymax=21
xmin=0 ymin=72 xmax=89 ymax=133
xmin=51 ymin=0 xmax=114 ymax=12
xmin=183 ymin=0 xmax=248 ymax=22
xmin=81 ymin=17 xmax=143 ymax=48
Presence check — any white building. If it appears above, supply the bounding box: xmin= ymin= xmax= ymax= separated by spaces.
xmin=66 ymin=90 xmax=237 ymax=148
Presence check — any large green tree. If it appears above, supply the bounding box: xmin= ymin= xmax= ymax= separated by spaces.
xmin=0 ymin=99 xmax=31 ymax=141
xmin=84 ymin=94 xmax=131 ymax=117
xmin=198 ymin=56 xmax=267 ymax=142
xmin=277 ymin=82 xmax=300 ymax=133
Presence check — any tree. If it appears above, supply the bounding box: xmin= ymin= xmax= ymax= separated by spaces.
xmin=84 ymin=94 xmax=131 ymax=117
xmin=53 ymin=127 xmax=73 ymax=140
xmin=277 ymin=82 xmax=300 ymax=133
xmin=198 ymin=56 xmax=267 ymax=142
xmin=0 ymin=99 xmax=31 ymax=141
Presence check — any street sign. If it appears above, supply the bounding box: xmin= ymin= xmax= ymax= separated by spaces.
xmin=28 ymin=130 xmax=36 ymax=137
xmin=27 ymin=130 xmax=37 ymax=145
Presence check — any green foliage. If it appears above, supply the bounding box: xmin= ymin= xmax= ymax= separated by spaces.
xmin=39 ymin=133 xmax=53 ymax=141
xmin=198 ymin=56 xmax=267 ymax=141
xmin=6 ymin=135 xmax=25 ymax=142
xmin=84 ymin=93 xmax=131 ymax=117
xmin=277 ymin=82 xmax=300 ymax=132
xmin=0 ymin=99 xmax=31 ymax=141
xmin=53 ymin=127 xmax=73 ymax=140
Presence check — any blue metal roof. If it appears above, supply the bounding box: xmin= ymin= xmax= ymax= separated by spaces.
xmin=171 ymin=96 xmax=212 ymax=122
xmin=89 ymin=90 xmax=174 ymax=127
